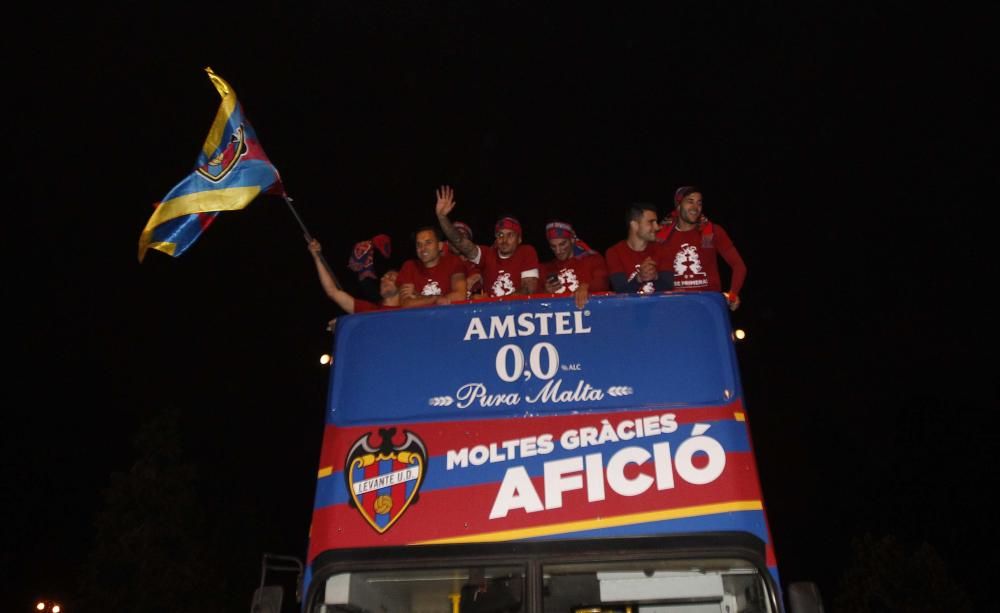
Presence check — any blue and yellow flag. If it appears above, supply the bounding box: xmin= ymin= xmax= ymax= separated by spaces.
xmin=138 ymin=67 xmax=284 ymax=262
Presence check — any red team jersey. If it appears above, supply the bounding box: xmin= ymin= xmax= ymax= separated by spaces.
xmin=474 ymin=244 xmax=540 ymax=297
xmin=605 ymin=241 xmax=672 ymax=295
xmin=540 ymin=253 xmax=610 ymax=294
xmin=658 ymin=224 xmax=746 ymax=296
xmin=397 ymin=253 xmax=467 ymax=297
xmin=353 ymin=300 xmax=400 ymax=313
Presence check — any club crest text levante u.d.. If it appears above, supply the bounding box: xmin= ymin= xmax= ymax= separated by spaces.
xmin=345 ymin=428 xmax=428 ymax=533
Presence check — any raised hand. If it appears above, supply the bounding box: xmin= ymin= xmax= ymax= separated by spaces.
xmin=435 ymin=185 xmax=456 ymax=217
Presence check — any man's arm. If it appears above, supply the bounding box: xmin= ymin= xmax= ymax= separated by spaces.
xmin=466 ymin=273 xmax=484 ymax=298
xmin=573 ymin=282 xmax=591 ymax=309
xmin=647 ymin=256 xmax=673 ymax=292
xmin=435 ymin=185 xmax=480 ymax=262
xmin=401 ymin=283 xmax=465 ymax=307
xmin=399 ymin=282 xmax=429 ymax=308
xmin=398 ymin=262 xmax=438 ymax=308
xmin=608 ymin=272 xmax=630 ymax=293
xmin=606 ymin=246 xmax=653 ymax=293
xmin=519 ymin=274 xmax=539 ymax=295
xmin=307 ymin=238 xmax=356 ymax=314
xmin=647 ymin=244 xmax=674 ymax=292
xmin=607 ymin=259 xmax=669 ymax=294
xmin=714 ymin=225 xmax=746 ymax=310
xmin=400 ymin=285 xmax=446 ymax=308
xmin=517 ymin=245 xmax=540 ymax=295
xmin=444 ymin=272 xmax=468 ymax=303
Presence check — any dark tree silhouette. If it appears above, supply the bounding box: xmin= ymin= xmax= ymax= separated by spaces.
xmin=832 ymin=533 xmax=971 ymax=613
xmin=76 ymin=407 xmax=226 ymax=613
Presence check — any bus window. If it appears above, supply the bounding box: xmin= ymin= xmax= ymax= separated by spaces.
xmin=543 ymin=558 xmax=772 ymax=613
xmin=317 ymin=565 xmax=524 ymax=613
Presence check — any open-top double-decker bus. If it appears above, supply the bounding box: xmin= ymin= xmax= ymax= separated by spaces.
xmin=284 ymin=292 xmax=821 ymax=613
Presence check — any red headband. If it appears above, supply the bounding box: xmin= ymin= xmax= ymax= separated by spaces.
xmin=495 ymin=216 xmax=522 ymax=236
xmin=545 ymin=221 xmax=595 ymax=257
xmin=545 ymin=221 xmax=575 ymax=240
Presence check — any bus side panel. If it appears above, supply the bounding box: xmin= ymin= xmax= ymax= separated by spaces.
xmin=308 ymin=402 xmax=772 ymax=559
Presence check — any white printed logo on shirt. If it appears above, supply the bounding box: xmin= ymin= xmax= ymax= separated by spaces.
xmin=492 ymin=272 xmax=516 ymax=296
xmin=673 ymin=243 xmax=708 ymax=289
xmin=420 ymin=280 xmax=443 ymax=296
xmin=556 ymin=268 xmax=579 ymax=293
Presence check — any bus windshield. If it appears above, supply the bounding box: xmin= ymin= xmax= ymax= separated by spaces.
xmin=309 ymin=544 xmax=774 ymax=612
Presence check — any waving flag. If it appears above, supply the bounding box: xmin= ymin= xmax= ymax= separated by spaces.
xmin=138 ymin=67 xmax=284 ymax=262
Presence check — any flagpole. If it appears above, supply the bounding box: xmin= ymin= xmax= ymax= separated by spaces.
xmin=283 ymin=195 xmax=313 ymax=239
xmin=284 ymin=195 xmax=345 ymax=291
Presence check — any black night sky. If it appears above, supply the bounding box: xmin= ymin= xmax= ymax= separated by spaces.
xmin=5 ymin=3 xmax=995 ymax=611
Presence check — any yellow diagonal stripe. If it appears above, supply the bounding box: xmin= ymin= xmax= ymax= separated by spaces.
xmin=138 ymin=186 xmax=262 ymax=261
xmin=414 ymin=500 xmax=764 ymax=545
xmin=202 ymin=67 xmax=238 ymax=159
xmin=141 ymin=186 xmax=262 ymax=237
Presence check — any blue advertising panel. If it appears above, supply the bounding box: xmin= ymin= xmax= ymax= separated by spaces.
xmin=328 ymin=292 xmax=740 ymax=426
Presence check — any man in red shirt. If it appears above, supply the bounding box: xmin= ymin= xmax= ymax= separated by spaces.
xmin=435 ymin=185 xmax=539 ymax=297
xmin=605 ymin=203 xmax=674 ymax=295
xmin=307 ymin=238 xmax=401 ymax=318
xmin=541 ymin=220 xmax=609 ymax=308
xmin=657 ymin=186 xmax=746 ymax=311
xmin=397 ymin=226 xmax=468 ymax=307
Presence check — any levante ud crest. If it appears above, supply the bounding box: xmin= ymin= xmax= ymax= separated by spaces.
xmin=195 ymin=124 xmax=248 ymax=182
xmin=345 ymin=428 xmax=427 ymax=533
